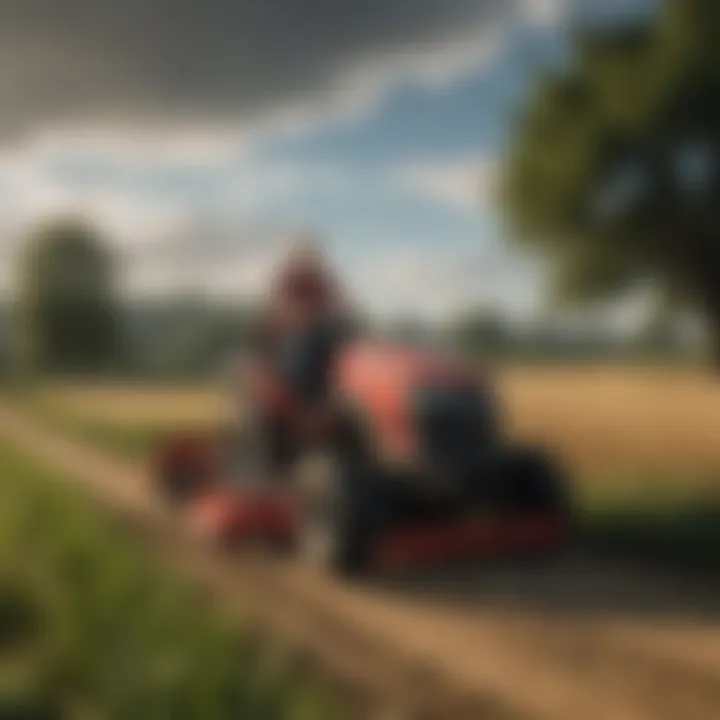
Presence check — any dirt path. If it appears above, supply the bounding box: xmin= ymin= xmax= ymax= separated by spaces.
xmin=2 ymin=401 xmax=720 ymax=720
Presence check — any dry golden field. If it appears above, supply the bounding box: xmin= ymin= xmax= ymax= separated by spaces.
xmin=42 ymin=382 xmax=228 ymax=426
xmin=41 ymin=366 xmax=720 ymax=480
xmin=499 ymin=366 xmax=720 ymax=479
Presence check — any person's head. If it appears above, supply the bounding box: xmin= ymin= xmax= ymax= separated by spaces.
xmin=286 ymin=232 xmax=324 ymax=270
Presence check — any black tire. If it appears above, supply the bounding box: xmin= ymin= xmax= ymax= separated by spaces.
xmin=154 ymin=435 xmax=219 ymax=508
xmin=500 ymin=445 xmax=572 ymax=518
xmin=295 ymin=453 xmax=378 ymax=576
xmin=158 ymin=464 xmax=203 ymax=506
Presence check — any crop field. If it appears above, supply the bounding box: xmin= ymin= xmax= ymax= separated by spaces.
xmin=500 ymin=366 xmax=720 ymax=481
xmin=34 ymin=366 xmax=720 ymax=480
xmin=40 ymin=382 xmax=227 ymax=426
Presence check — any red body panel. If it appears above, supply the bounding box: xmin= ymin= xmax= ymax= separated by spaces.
xmin=160 ymin=340 xmax=570 ymax=571
xmin=189 ymin=487 xmax=296 ymax=545
xmin=333 ymin=341 xmax=479 ymax=461
xmin=245 ymin=340 xmax=482 ymax=456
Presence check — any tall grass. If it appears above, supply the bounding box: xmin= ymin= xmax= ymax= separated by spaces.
xmin=0 ymin=441 xmax=341 ymax=719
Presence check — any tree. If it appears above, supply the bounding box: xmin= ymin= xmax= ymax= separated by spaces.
xmin=636 ymin=309 xmax=687 ymax=359
xmin=15 ymin=216 xmax=120 ymax=374
xmin=131 ymin=299 xmax=260 ymax=379
xmin=502 ymin=0 xmax=720 ymax=368
xmin=451 ymin=307 xmax=509 ymax=357
xmin=386 ymin=315 xmax=430 ymax=345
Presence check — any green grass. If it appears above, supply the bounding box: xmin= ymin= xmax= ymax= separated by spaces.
xmin=15 ymin=392 xmax=173 ymax=462
xmin=0 ymin=440 xmax=342 ymax=719
xmin=42 ymin=413 xmax=168 ymax=461
xmin=579 ymin=476 xmax=720 ymax=572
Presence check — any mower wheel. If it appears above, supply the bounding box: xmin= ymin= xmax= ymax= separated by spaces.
xmin=159 ymin=466 xmax=202 ymax=506
xmin=500 ymin=445 xmax=572 ymax=519
xmin=154 ymin=436 xmax=216 ymax=507
xmin=295 ymin=452 xmax=378 ymax=576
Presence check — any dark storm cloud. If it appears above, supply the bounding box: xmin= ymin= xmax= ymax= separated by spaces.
xmin=0 ymin=0 xmax=530 ymax=136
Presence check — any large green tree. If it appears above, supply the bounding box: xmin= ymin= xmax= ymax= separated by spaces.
xmin=16 ymin=216 xmax=120 ymax=374
xmin=502 ymin=0 xmax=720 ymax=366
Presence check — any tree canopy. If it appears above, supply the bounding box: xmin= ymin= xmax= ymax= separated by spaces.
xmin=16 ymin=216 xmax=120 ymax=374
xmin=502 ymin=0 xmax=720 ymax=366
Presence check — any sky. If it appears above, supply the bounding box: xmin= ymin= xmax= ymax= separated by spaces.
xmin=0 ymin=0 xmax=653 ymax=322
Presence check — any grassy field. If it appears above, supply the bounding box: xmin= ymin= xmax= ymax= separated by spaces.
xmin=30 ymin=366 xmax=720 ymax=478
xmin=39 ymin=383 xmax=227 ymax=426
xmin=0 ymin=439 xmax=341 ymax=719
xmin=14 ymin=367 xmax=720 ymax=571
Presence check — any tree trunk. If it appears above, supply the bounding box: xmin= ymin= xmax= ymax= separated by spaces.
xmin=705 ymin=300 xmax=720 ymax=373
xmin=710 ymin=322 xmax=720 ymax=372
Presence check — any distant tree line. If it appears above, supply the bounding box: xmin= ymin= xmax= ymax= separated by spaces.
xmin=448 ymin=306 xmax=696 ymax=364
xmin=121 ymin=296 xmax=259 ymax=379
xmin=0 ymin=214 xmax=701 ymax=385
xmin=381 ymin=306 xmax=697 ymax=364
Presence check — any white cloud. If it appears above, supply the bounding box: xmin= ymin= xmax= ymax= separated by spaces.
xmin=348 ymin=241 xmax=540 ymax=321
xmin=253 ymin=0 xmax=568 ymax=150
xmin=393 ymin=157 xmax=498 ymax=211
xmin=0 ymin=134 xmax=310 ymax=299
xmin=0 ymin=128 xmax=312 ymax=231
xmin=0 ymin=0 xmax=560 ymax=314
xmin=125 ymin=221 xmax=292 ymax=300
xmin=525 ymin=0 xmax=568 ymax=25
xmin=0 ymin=133 xmax=535 ymax=318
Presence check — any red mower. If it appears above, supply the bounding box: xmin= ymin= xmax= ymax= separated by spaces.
xmin=154 ymin=331 xmax=572 ymax=575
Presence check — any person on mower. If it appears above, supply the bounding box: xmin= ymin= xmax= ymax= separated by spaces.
xmin=258 ymin=236 xmax=352 ymax=395
xmin=247 ymin=235 xmax=354 ymax=477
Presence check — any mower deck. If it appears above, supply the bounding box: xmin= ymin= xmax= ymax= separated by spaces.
xmin=187 ymin=483 xmax=569 ymax=569
xmin=188 ymin=484 xmax=296 ymax=547
xmin=374 ymin=513 xmax=569 ymax=570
